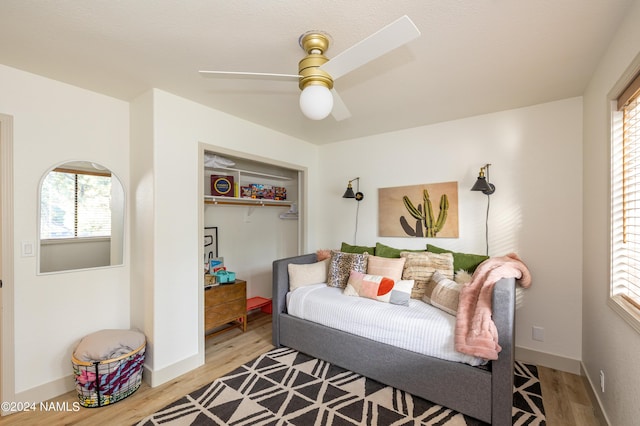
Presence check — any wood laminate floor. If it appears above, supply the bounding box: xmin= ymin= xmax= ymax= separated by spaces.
xmin=0 ymin=312 xmax=602 ymax=425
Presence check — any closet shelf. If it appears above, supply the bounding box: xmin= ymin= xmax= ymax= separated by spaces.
xmin=204 ymin=195 xmax=293 ymax=207
xmin=204 ymin=166 xmax=293 ymax=181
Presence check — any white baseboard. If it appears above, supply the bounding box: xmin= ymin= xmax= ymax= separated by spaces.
xmin=515 ymin=346 xmax=581 ymax=374
xmin=14 ymin=374 xmax=75 ymax=404
xmin=143 ymin=352 xmax=204 ymax=387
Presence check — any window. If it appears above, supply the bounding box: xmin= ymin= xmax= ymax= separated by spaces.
xmin=40 ymin=167 xmax=112 ymax=239
xmin=611 ymin=70 xmax=640 ymax=332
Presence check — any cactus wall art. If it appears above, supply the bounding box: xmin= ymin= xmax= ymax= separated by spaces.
xmin=378 ymin=181 xmax=459 ymax=238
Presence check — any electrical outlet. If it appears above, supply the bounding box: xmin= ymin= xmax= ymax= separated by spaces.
xmin=532 ymin=326 xmax=545 ymax=342
xmin=600 ymin=370 xmax=605 ymax=393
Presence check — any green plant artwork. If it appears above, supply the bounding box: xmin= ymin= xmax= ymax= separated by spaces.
xmin=401 ymin=190 xmax=449 ymax=237
xmin=378 ymin=181 xmax=458 ymax=238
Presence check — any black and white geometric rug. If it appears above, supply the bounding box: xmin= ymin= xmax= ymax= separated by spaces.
xmin=136 ymin=347 xmax=546 ymax=425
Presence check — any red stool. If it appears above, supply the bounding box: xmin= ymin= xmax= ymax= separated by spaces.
xmin=247 ymin=297 xmax=272 ymax=314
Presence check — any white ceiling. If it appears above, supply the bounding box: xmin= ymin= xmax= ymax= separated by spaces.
xmin=0 ymin=1 xmax=634 ymax=144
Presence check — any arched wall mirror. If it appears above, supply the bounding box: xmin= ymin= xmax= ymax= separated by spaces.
xmin=38 ymin=161 xmax=125 ymax=274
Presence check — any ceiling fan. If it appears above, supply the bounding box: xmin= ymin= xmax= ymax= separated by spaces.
xmin=199 ymin=15 xmax=420 ymax=121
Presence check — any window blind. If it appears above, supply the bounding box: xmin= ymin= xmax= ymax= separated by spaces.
xmin=612 ymin=72 xmax=640 ymax=312
xmin=40 ymin=168 xmax=112 ymax=239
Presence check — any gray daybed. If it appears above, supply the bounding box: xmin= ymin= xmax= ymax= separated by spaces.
xmin=272 ymin=253 xmax=516 ymax=425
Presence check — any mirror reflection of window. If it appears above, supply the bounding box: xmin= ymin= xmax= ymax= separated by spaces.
xmin=38 ymin=161 xmax=124 ymax=274
xmin=40 ymin=167 xmax=112 ymax=239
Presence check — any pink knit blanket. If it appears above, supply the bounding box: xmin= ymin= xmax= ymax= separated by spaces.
xmin=454 ymin=253 xmax=531 ymax=360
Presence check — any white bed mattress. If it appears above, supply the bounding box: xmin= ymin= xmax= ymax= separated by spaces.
xmin=287 ymin=283 xmax=485 ymax=366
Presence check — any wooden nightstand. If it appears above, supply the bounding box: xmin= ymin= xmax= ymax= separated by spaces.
xmin=204 ymin=279 xmax=247 ymax=337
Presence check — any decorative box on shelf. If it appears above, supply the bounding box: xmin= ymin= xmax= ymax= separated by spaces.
xmin=211 ymin=175 xmax=235 ymax=197
xmin=245 ymin=184 xmax=287 ymax=200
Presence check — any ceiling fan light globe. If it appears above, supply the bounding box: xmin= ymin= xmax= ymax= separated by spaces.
xmin=299 ymin=85 xmax=333 ymax=120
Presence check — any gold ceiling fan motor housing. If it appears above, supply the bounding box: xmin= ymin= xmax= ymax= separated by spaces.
xmin=298 ymin=32 xmax=334 ymax=91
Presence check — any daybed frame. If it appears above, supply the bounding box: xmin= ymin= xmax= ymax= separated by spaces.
xmin=272 ymin=253 xmax=516 ymax=425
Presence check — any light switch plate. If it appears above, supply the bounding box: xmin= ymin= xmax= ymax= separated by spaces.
xmin=21 ymin=240 xmax=35 ymax=257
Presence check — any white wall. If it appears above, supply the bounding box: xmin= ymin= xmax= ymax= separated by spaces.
xmin=317 ymin=98 xmax=584 ymax=364
xmin=131 ymin=89 xmax=318 ymax=384
xmin=129 ymin=90 xmax=156 ymax=372
xmin=0 ymin=64 xmax=130 ymax=400
xmin=583 ymin=0 xmax=640 ymax=424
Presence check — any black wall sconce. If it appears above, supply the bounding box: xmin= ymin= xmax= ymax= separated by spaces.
xmin=470 ymin=164 xmax=496 ymax=195
xmin=343 ymin=177 xmax=363 ymax=244
xmin=470 ymin=164 xmax=495 ymax=255
xmin=343 ymin=177 xmax=364 ymax=201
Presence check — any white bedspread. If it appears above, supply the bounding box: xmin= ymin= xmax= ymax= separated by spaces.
xmin=287 ymin=284 xmax=485 ymax=366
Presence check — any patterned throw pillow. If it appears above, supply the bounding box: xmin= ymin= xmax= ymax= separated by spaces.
xmin=344 ymin=271 xmax=413 ymax=305
xmin=425 ymin=271 xmax=463 ymax=315
xmin=400 ymin=251 xmax=454 ymax=299
xmin=327 ymin=251 xmax=369 ymax=288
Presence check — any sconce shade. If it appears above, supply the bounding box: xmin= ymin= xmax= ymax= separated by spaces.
xmin=471 ymin=177 xmax=493 ymax=193
xmin=343 ymin=185 xmax=356 ymax=198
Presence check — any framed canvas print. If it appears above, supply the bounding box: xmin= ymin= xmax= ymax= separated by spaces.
xmin=378 ymin=181 xmax=459 ymax=238
xmin=204 ymin=227 xmax=218 ymax=272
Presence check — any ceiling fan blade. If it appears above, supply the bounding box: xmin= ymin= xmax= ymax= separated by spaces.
xmin=320 ymin=15 xmax=420 ymax=80
xmin=331 ymin=89 xmax=351 ymax=121
xmin=199 ymin=70 xmax=300 ymax=81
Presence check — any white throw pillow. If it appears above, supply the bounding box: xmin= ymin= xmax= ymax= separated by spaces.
xmin=288 ymin=259 xmax=329 ymax=291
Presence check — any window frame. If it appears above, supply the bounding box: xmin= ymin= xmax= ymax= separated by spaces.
xmin=610 ymin=68 xmax=640 ymax=334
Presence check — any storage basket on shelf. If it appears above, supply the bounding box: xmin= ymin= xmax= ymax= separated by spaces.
xmin=71 ymin=329 xmax=146 ymax=408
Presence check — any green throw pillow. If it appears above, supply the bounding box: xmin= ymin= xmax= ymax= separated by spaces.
xmin=340 ymin=242 xmax=375 ymax=255
xmin=426 ymin=244 xmax=489 ymax=273
xmin=375 ymin=242 xmax=424 ymax=258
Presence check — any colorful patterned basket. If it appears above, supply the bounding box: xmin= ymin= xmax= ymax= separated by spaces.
xmin=72 ymin=341 xmax=145 ymax=408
